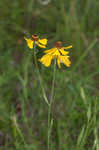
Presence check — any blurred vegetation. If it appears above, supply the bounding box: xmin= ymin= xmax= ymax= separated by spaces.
xmin=0 ymin=0 xmax=99 ymax=150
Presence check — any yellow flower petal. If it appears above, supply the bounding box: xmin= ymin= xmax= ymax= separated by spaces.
xmin=24 ymin=37 xmax=34 ymax=49
xmin=39 ymin=39 xmax=47 ymax=45
xmin=59 ymin=49 xmax=69 ymax=55
xmin=39 ymin=54 xmax=54 ymax=67
xmin=36 ymin=41 xmax=46 ymax=48
xmin=58 ymin=55 xmax=71 ymax=67
xmin=62 ymin=45 xmax=72 ymax=50
xmin=52 ymin=49 xmax=60 ymax=56
xmin=57 ymin=57 xmax=61 ymax=68
xmin=44 ymin=48 xmax=69 ymax=56
xmin=45 ymin=48 xmax=60 ymax=56
xmin=44 ymin=48 xmax=57 ymax=54
xmin=36 ymin=38 xmax=47 ymax=48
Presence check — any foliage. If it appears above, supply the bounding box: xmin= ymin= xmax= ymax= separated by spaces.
xmin=0 ymin=0 xmax=99 ymax=149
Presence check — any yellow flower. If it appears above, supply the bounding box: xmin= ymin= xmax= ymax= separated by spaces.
xmin=39 ymin=41 xmax=72 ymax=68
xmin=24 ymin=34 xmax=47 ymax=49
xmin=39 ymin=54 xmax=54 ymax=67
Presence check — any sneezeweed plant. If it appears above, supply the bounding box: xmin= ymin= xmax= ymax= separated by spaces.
xmin=24 ymin=36 xmax=72 ymax=150
xmin=24 ymin=34 xmax=47 ymax=49
xmin=39 ymin=41 xmax=72 ymax=68
xmin=24 ymin=34 xmax=49 ymax=104
xmin=39 ymin=41 xmax=72 ymax=150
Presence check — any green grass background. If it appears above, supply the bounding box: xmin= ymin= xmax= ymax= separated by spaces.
xmin=0 ymin=0 xmax=99 ymax=149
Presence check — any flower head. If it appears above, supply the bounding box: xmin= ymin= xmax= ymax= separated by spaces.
xmin=24 ymin=34 xmax=47 ymax=49
xmin=39 ymin=41 xmax=72 ymax=68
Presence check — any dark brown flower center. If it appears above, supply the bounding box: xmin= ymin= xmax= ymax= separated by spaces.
xmin=55 ymin=41 xmax=62 ymax=48
xmin=32 ymin=34 xmax=39 ymax=41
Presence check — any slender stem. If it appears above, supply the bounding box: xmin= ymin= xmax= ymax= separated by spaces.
xmin=50 ymin=59 xmax=56 ymax=106
xmin=48 ymin=59 xmax=56 ymax=150
xmin=11 ymin=116 xmax=28 ymax=150
xmin=33 ymin=44 xmax=49 ymax=106
xmin=33 ymin=45 xmax=56 ymax=150
xmin=16 ymin=126 xmax=28 ymax=149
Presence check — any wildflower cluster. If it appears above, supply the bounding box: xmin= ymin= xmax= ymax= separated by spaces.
xmin=24 ymin=34 xmax=72 ymax=150
xmin=24 ymin=34 xmax=72 ymax=68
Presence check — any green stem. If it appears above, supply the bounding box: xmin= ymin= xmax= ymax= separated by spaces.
xmin=48 ymin=59 xmax=56 ymax=150
xmin=33 ymin=44 xmax=49 ymax=106
xmin=11 ymin=116 xmax=28 ymax=150
xmin=17 ymin=125 xmax=28 ymax=150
